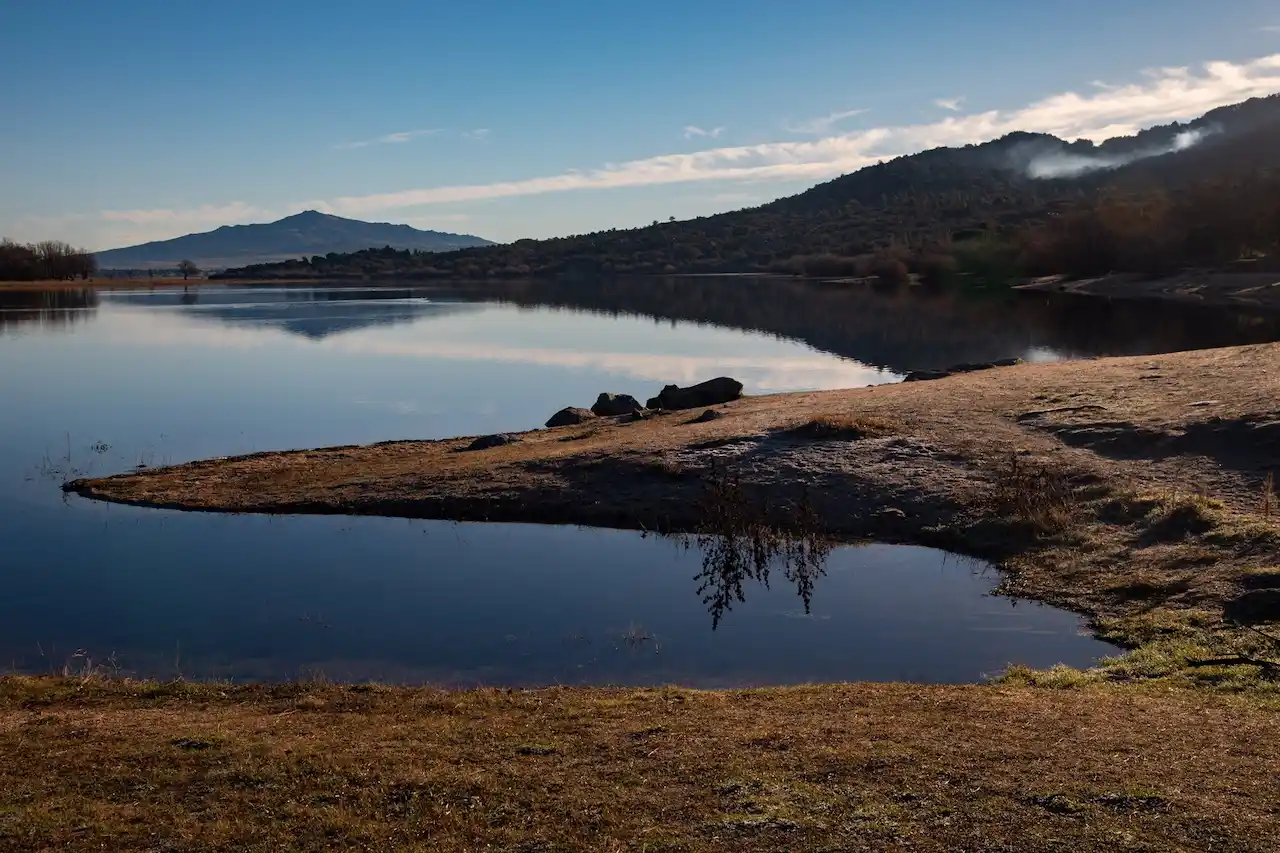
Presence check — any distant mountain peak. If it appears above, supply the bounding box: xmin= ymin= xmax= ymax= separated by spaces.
xmin=278 ymin=209 xmax=334 ymax=223
xmin=95 ymin=212 xmax=493 ymax=270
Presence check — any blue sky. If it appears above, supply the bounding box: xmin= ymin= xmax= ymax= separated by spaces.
xmin=3 ymin=0 xmax=1280 ymax=250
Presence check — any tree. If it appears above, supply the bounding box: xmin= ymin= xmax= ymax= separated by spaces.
xmin=177 ymin=259 xmax=200 ymax=280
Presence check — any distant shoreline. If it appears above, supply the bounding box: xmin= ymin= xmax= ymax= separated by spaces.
xmin=6 ymin=269 xmax=1280 ymax=310
xmin=0 ymin=277 xmax=327 ymax=291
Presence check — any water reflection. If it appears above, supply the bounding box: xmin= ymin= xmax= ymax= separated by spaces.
xmin=670 ymin=473 xmax=832 ymax=629
xmin=0 ymin=288 xmax=98 ymax=334
xmin=88 ymin=277 xmax=1280 ymax=374
xmin=106 ymin=285 xmax=482 ymax=339
xmin=0 ymin=509 xmax=1112 ymax=686
xmin=465 ymin=278 xmax=1280 ymax=372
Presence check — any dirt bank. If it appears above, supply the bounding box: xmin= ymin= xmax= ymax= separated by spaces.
xmin=67 ymin=344 xmax=1280 ymax=686
xmin=2 ymin=677 xmax=1278 ymax=852
xmin=1017 ymin=270 xmax=1280 ymax=309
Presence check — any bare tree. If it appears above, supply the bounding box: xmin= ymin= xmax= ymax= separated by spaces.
xmin=0 ymin=238 xmax=95 ymax=281
xmin=177 ymin=259 xmax=200 ymax=280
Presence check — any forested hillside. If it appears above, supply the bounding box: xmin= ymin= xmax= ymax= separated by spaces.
xmin=219 ymin=96 xmax=1280 ymax=282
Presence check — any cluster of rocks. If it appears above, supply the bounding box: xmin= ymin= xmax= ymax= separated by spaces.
xmin=902 ymin=358 xmax=1021 ymax=383
xmin=545 ymin=377 xmax=743 ymax=428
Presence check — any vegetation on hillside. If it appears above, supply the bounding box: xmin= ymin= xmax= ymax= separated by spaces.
xmin=0 ymin=239 xmax=97 ymax=281
xmin=218 ymin=96 xmax=1280 ymax=284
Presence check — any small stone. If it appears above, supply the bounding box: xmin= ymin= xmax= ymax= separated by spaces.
xmin=689 ymin=409 xmax=723 ymax=424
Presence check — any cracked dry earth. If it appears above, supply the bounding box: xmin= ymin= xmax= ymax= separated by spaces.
xmin=68 ymin=342 xmax=1280 ymax=632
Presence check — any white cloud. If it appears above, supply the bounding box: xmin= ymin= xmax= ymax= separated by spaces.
xmin=684 ymin=125 xmax=725 ymax=139
xmin=334 ymin=128 xmax=442 ymax=151
xmin=21 ymin=52 xmax=1280 ymax=247
xmin=934 ymin=97 xmax=965 ymax=111
xmin=463 ymin=128 xmax=490 ymax=141
xmin=308 ymin=54 xmax=1280 ymax=217
xmin=784 ymin=107 xmax=869 ymax=135
xmin=1262 ymin=25 xmax=1280 ymax=33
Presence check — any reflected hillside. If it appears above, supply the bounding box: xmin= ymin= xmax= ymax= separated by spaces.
xmin=0 ymin=288 xmax=99 ymax=335
xmin=445 ymin=278 xmax=1280 ymax=373
xmin=102 ymin=286 xmax=484 ymax=339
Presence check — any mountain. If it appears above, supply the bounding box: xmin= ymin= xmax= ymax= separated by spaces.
xmin=95 ymin=211 xmax=494 ymax=270
xmin=220 ymin=95 xmax=1280 ymax=281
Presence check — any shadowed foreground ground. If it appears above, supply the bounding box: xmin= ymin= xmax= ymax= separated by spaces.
xmin=2 ymin=678 xmax=1278 ymax=852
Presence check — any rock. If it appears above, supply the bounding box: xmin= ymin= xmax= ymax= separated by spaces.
xmin=591 ymin=393 xmax=645 ymax=417
xmin=903 ymin=359 xmax=1022 ymax=382
xmin=646 ymin=377 xmax=744 ymax=411
xmin=688 ymin=409 xmax=723 ymax=424
xmin=902 ymin=370 xmax=950 ymax=383
xmin=464 ymin=433 xmax=521 ymax=451
xmin=545 ymin=407 xmax=597 ymax=428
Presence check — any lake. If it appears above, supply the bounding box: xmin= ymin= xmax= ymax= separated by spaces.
xmin=5 ymin=278 xmax=1276 ymax=685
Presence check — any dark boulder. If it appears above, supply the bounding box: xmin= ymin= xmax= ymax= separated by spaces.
xmin=463 ymin=433 xmax=521 ymax=451
xmin=646 ymin=377 xmax=744 ymax=411
xmin=591 ymin=393 xmax=645 ymax=417
xmin=545 ymin=407 xmax=597 ymax=428
xmin=688 ymin=409 xmax=724 ymax=424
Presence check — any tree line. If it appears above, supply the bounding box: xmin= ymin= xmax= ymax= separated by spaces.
xmin=220 ymin=169 xmax=1280 ymax=287
xmin=0 ymin=239 xmax=98 ymax=281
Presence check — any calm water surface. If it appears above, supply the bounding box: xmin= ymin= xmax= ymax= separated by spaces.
xmin=7 ymin=279 xmax=1273 ymax=684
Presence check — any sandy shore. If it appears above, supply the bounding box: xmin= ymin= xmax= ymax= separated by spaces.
xmin=67 ymin=344 xmax=1280 ymax=684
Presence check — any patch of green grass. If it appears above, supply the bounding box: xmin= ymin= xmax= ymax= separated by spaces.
xmin=998 ymin=663 xmax=1100 ymax=689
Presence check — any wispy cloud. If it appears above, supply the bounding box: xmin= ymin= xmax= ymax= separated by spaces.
xmin=934 ymin=96 xmax=965 ymax=111
xmin=304 ymin=54 xmax=1280 ymax=217
xmin=334 ymin=128 xmax=442 ymax=151
xmin=784 ymin=107 xmax=868 ymax=135
xmin=1263 ymin=25 xmax=1280 ymax=33
xmin=463 ymin=128 xmax=490 ymax=141
xmin=684 ymin=125 xmax=725 ymax=140
xmin=28 ymin=53 xmax=1280 ymax=247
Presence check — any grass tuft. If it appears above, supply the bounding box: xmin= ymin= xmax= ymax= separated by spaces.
xmin=990 ymin=454 xmax=1078 ymax=535
xmin=787 ymin=414 xmax=897 ymax=441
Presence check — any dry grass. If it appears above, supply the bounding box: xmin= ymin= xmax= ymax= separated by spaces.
xmin=989 ymin=453 xmax=1079 ymax=536
xmin=2 ymin=677 xmax=1279 ymax=852
xmin=787 ymin=414 xmax=898 ymax=440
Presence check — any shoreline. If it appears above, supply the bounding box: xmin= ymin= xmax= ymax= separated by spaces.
xmin=0 ymin=276 xmax=326 ymax=291
xmin=1015 ymin=269 xmax=1280 ymax=308
xmin=67 ymin=343 xmax=1280 ymax=688
xmin=5 ymin=268 xmax=1280 ymax=310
